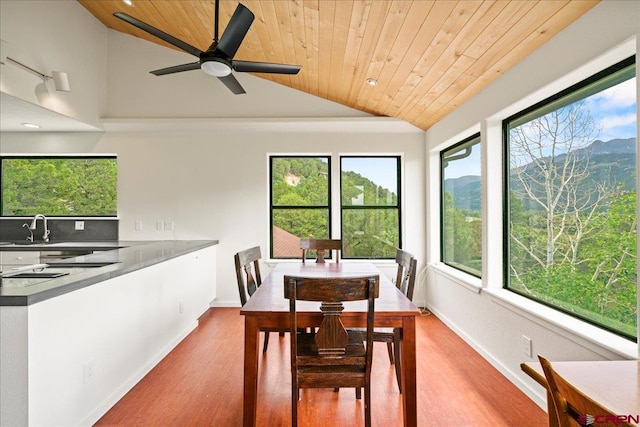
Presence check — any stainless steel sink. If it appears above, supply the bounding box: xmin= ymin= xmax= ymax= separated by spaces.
xmin=4 ymin=271 xmax=69 ymax=279
xmin=48 ymin=261 xmax=117 ymax=268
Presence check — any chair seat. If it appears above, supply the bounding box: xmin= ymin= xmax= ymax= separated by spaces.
xmin=351 ymin=327 xmax=395 ymax=342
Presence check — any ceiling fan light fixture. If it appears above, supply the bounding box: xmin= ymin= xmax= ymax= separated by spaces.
xmin=201 ymin=58 xmax=231 ymax=77
xmin=366 ymin=78 xmax=378 ymax=86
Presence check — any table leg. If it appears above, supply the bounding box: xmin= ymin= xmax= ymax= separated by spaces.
xmin=243 ymin=316 xmax=259 ymax=427
xmin=401 ymin=316 xmax=417 ymax=427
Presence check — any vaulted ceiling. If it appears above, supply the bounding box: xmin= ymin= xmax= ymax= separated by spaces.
xmin=78 ymin=0 xmax=599 ymax=130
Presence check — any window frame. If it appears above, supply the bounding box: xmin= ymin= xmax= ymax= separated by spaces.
xmin=339 ymin=155 xmax=402 ymax=260
xmin=269 ymin=155 xmax=332 ymax=260
xmin=502 ymin=56 xmax=637 ymax=341
xmin=0 ymin=155 xmax=118 ymax=218
xmin=440 ymin=133 xmax=482 ymax=277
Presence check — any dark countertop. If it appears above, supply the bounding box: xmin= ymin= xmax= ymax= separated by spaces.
xmin=0 ymin=240 xmax=218 ymax=306
xmin=0 ymin=241 xmax=130 ymax=251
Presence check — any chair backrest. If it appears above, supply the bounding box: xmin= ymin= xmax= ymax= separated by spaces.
xmin=284 ymin=275 xmax=379 ymax=359
xmin=300 ymin=239 xmax=342 ymax=263
xmin=234 ymin=246 xmax=263 ymax=306
xmin=395 ymin=249 xmax=417 ymax=300
xmin=538 ymin=355 xmax=627 ymax=427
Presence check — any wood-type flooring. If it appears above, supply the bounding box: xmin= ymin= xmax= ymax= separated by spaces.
xmin=95 ymin=307 xmax=546 ymax=426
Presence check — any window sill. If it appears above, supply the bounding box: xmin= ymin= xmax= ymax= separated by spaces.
xmin=431 ymin=262 xmax=482 ymax=293
xmin=483 ymin=288 xmax=638 ymax=359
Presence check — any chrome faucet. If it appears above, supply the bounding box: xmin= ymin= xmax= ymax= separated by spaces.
xmin=29 ymin=214 xmax=50 ymax=242
xmin=22 ymin=223 xmax=34 ymax=242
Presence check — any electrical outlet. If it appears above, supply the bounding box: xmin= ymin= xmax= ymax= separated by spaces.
xmin=75 ymin=221 xmax=85 ymax=231
xmin=156 ymin=220 xmax=163 ymax=230
xmin=164 ymin=220 xmax=174 ymax=230
xmin=83 ymin=360 xmax=96 ymax=384
xmin=521 ymin=335 xmax=532 ymax=357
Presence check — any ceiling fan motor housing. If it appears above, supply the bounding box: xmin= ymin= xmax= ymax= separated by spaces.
xmin=200 ymin=56 xmax=232 ymax=77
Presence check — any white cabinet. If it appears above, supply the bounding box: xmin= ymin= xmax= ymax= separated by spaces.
xmin=0 ymin=251 xmax=41 ymax=270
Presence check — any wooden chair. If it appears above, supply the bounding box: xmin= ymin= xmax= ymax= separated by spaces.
xmin=364 ymin=249 xmax=417 ymax=393
xmin=300 ymin=238 xmax=341 ymax=263
xmin=284 ymin=274 xmax=379 ymax=427
xmin=234 ymin=246 xmax=285 ymax=353
xmin=538 ymin=355 xmax=632 ymax=427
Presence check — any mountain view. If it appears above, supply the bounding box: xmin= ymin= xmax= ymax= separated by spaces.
xmin=444 ymin=137 xmax=637 ymax=210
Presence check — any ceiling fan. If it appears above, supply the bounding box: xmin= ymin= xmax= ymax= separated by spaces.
xmin=113 ymin=0 xmax=301 ymax=95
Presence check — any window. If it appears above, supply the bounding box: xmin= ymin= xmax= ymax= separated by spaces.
xmin=504 ymin=57 xmax=637 ymax=340
xmin=269 ymin=155 xmax=402 ymax=260
xmin=270 ymin=156 xmax=330 ymax=259
xmin=1 ymin=156 xmax=117 ymax=216
xmin=340 ymin=156 xmax=400 ymax=259
xmin=440 ymin=134 xmax=482 ymax=276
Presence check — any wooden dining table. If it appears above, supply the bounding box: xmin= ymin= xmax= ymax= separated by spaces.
xmin=240 ymin=262 xmax=421 ymax=427
xmin=521 ymin=359 xmax=640 ymax=427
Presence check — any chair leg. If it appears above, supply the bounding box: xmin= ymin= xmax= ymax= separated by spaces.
xmin=262 ymin=331 xmax=270 ymax=353
xmin=292 ymin=383 xmax=299 ymax=427
xmin=386 ymin=342 xmax=394 ymax=364
xmin=393 ymin=330 xmax=402 ymax=393
xmin=364 ymin=384 xmax=371 ymax=427
xmin=356 ymin=387 xmax=362 ymax=400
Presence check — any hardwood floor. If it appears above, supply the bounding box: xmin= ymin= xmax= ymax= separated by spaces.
xmin=95 ymin=308 xmax=547 ymax=426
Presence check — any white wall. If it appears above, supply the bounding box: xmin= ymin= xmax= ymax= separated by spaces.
xmin=424 ymin=0 xmax=640 ymax=410
xmin=0 ymin=0 xmax=107 ymax=129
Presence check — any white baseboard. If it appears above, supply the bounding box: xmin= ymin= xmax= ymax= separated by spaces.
xmin=210 ymin=300 xmax=241 ymax=308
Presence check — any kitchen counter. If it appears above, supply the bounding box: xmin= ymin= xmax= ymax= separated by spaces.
xmin=0 ymin=241 xmax=129 ymax=250
xmin=1 ymin=239 xmax=218 ymax=426
xmin=0 ymin=240 xmax=219 ymax=306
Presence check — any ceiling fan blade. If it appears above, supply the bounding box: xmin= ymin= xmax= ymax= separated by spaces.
xmin=217 ymin=74 xmax=246 ymax=95
xmin=113 ymin=12 xmax=203 ymax=58
xmin=215 ymin=4 xmax=254 ymax=59
xmin=232 ymin=60 xmax=301 ymax=75
xmin=151 ymin=62 xmax=202 ymax=76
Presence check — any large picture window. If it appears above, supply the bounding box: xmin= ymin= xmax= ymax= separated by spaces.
xmin=1 ymin=156 xmax=117 ymax=216
xmin=340 ymin=156 xmax=400 ymax=259
xmin=504 ymin=57 xmax=637 ymax=340
xmin=270 ymin=156 xmax=330 ymax=259
xmin=441 ymin=134 xmax=481 ymax=277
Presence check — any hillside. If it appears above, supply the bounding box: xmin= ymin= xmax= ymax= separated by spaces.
xmin=444 ymin=137 xmax=636 ymax=211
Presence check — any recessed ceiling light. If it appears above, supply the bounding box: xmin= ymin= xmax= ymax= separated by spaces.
xmin=21 ymin=123 xmax=40 ymax=129
xmin=366 ymin=78 xmax=378 ymax=86
xmin=123 ymin=0 xmax=134 ymax=6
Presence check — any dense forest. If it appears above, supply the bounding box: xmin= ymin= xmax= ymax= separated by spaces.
xmin=1 ymin=158 xmax=117 ymax=216
xmin=271 ymin=157 xmax=399 ymax=258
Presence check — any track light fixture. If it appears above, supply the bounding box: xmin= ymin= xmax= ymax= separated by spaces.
xmin=5 ymin=56 xmax=71 ymax=91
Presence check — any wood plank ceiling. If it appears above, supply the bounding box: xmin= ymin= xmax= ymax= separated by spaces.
xmin=78 ymin=0 xmax=599 ymax=131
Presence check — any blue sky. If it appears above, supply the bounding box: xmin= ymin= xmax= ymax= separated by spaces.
xmin=587 ymin=77 xmax=636 ymax=141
